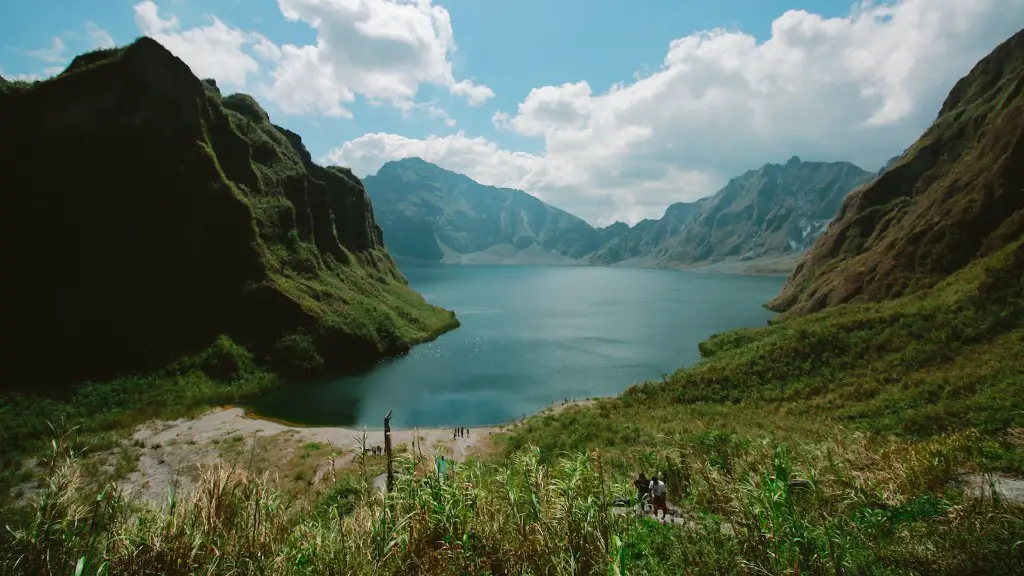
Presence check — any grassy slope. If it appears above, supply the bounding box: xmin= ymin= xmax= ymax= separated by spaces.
xmin=508 ymin=235 xmax=1024 ymax=463
xmin=3 ymin=38 xmax=1024 ymax=576
xmin=2 ymin=238 xmax=1021 ymax=575
xmin=769 ymin=29 xmax=1024 ymax=314
xmin=0 ymin=41 xmax=456 ymax=478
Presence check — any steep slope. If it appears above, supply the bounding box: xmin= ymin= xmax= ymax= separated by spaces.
xmin=0 ymin=38 xmax=457 ymax=388
xmin=364 ymin=158 xmax=605 ymax=264
xmin=770 ymin=28 xmax=1024 ymax=314
xmin=589 ymin=159 xmax=873 ymax=270
xmin=587 ymin=201 xmax=705 ymax=265
xmin=656 ymin=158 xmax=874 ymax=265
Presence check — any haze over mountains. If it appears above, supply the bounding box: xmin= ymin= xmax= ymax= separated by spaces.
xmin=365 ymin=156 xmax=875 ymax=273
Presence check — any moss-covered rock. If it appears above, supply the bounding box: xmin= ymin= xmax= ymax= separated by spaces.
xmin=0 ymin=36 xmax=458 ymax=389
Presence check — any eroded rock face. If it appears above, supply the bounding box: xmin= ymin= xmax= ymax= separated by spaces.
xmin=364 ymin=157 xmax=606 ymax=264
xmin=364 ymin=156 xmax=872 ymax=268
xmin=0 ymin=37 xmax=452 ymax=388
xmin=603 ymin=158 xmax=874 ymax=267
xmin=769 ymin=29 xmax=1024 ymax=315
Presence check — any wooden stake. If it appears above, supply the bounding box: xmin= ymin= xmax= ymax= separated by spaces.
xmin=385 ymin=409 xmax=394 ymax=492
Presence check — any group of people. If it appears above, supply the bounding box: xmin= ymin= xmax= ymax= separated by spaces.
xmin=453 ymin=426 xmax=470 ymax=439
xmin=633 ymin=472 xmax=669 ymax=520
xmin=367 ymin=445 xmax=384 ymax=456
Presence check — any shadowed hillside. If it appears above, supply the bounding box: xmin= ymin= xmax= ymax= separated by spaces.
xmin=769 ymin=29 xmax=1024 ymax=315
xmin=0 ymin=38 xmax=457 ymax=389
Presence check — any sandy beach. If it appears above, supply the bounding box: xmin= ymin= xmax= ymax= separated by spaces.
xmin=117 ymin=397 xmax=602 ymax=505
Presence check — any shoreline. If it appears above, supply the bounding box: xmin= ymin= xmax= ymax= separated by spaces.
xmin=86 ymin=396 xmax=605 ymax=506
xmin=232 ymin=394 xmax=609 ymax=431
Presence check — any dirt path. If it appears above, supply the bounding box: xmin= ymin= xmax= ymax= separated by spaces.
xmin=122 ymin=407 xmax=513 ymax=506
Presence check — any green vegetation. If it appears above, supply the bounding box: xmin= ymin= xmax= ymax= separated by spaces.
xmin=2 ymin=426 xmax=1021 ymax=575
xmin=0 ymin=336 xmax=276 ymax=494
xmin=3 ymin=31 xmax=1024 ymax=576
xmin=3 ymin=231 xmax=1021 ymax=574
xmin=509 ymin=237 xmax=1024 ymax=470
xmin=0 ymin=37 xmax=457 ymax=390
xmin=770 ymin=28 xmax=1024 ymax=314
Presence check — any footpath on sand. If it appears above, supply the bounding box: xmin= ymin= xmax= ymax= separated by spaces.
xmin=114 ymin=397 xmax=603 ymax=505
xmin=118 ymin=406 xmax=509 ymax=505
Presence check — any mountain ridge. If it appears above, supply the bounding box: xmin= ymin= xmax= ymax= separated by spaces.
xmin=769 ymin=28 xmax=1024 ymax=314
xmin=365 ymin=156 xmax=874 ymax=272
xmin=0 ymin=37 xmax=457 ymax=388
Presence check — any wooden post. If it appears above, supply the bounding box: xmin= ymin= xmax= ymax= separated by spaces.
xmin=384 ymin=409 xmax=394 ymax=492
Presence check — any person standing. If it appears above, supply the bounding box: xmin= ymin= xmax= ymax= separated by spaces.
xmin=437 ymin=454 xmax=447 ymax=481
xmin=633 ymin=473 xmax=650 ymax=511
xmin=649 ymin=475 xmax=668 ymax=521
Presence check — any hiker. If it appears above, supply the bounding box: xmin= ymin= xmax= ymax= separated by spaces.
xmin=453 ymin=429 xmax=457 ymax=440
xmin=649 ymin=475 xmax=668 ymax=520
xmin=633 ymin=472 xmax=650 ymax=511
xmin=437 ymin=454 xmax=447 ymax=480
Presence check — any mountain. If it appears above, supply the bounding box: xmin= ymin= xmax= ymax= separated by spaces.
xmin=589 ymin=158 xmax=875 ymax=272
xmin=587 ymin=201 xmax=705 ymax=265
xmin=365 ymin=157 xmax=873 ymax=271
xmin=0 ymin=38 xmax=457 ymax=388
xmin=769 ymin=28 xmax=1024 ymax=315
xmin=364 ymin=158 xmax=606 ymax=264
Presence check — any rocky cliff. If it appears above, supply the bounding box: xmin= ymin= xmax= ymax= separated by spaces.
xmin=0 ymin=38 xmax=457 ymax=388
xmin=769 ymin=29 xmax=1024 ymax=314
xmin=589 ymin=159 xmax=874 ymax=269
xmin=365 ymin=157 xmax=871 ymax=271
xmin=365 ymin=158 xmax=605 ymax=264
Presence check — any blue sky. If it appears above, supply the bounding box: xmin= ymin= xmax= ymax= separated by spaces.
xmin=2 ymin=0 xmax=1022 ymax=224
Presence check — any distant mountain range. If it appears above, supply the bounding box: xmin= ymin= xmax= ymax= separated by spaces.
xmin=364 ymin=156 xmax=875 ymax=273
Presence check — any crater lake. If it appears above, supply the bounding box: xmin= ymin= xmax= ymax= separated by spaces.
xmin=247 ymin=264 xmax=785 ymax=428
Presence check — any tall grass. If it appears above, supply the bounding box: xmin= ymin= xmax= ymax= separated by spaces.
xmin=3 ymin=427 xmax=1022 ymax=575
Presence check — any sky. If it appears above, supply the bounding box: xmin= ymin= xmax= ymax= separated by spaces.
xmin=2 ymin=1 xmax=1023 ymax=226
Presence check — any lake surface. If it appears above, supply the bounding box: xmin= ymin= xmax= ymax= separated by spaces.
xmin=248 ymin=265 xmax=784 ymax=428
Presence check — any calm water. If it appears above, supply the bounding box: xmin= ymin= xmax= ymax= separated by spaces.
xmin=248 ymin=265 xmax=784 ymax=428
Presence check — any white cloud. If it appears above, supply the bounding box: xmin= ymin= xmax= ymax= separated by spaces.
xmin=330 ymin=0 xmax=1024 ymax=225
xmin=449 ymin=79 xmax=494 ymax=106
xmin=133 ymin=0 xmax=263 ymax=88
xmin=262 ymin=0 xmax=493 ymax=115
xmin=27 ymin=37 xmax=67 ymax=64
xmin=86 ymin=23 xmax=116 ymax=49
xmin=127 ymin=0 xmax=489 ymax=121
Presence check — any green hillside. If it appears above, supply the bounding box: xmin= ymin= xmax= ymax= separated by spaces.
xmin=2 ymin=30 xmax=1024 ymax=576
xmin=0 ymin=38 xmax=457 ymax=389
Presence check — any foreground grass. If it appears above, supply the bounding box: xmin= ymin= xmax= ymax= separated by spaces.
xmin=2 ymin=425 xmax=1022 ymax=576
xmin=0 ymin=336 xmax=279 ymax=498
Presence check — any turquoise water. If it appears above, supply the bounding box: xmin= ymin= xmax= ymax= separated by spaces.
xmin=247 ymin=264 xmax=784 ymax=428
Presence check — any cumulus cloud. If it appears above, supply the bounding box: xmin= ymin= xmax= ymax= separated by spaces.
xmin=128 ymin=0 xmax=490 ymax=120
xmin=133 ymin=0 xmax=264 ymax=89
xmin=263 ymin=0 xmax=494 ymax=116
xmin=86 ymin=23 xmax=116 ymax=49
xmin=450 ymin=79 xmax=495 ymax=106
xmin=330 ymin=0 xmax=1024 ymax=225
xmin=27 ymin=37 xmax=67 ymax=64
